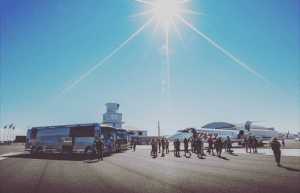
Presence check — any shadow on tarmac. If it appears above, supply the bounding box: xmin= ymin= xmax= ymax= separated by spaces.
xmin=281 ymin=166 xmax=300 ymax=172
xmin=219 ymin=156 xmax=230 ymax=161
xmin=4 ymin=152 xmax=114 ymax=161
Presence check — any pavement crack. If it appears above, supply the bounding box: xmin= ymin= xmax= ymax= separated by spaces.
xmin=34 ymin=161 xmax=49 ymax=193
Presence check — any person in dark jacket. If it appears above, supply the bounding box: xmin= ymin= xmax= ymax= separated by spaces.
xmin=207 ymin=137 xmax=214 ymax=155
xmin=176 ymin=139 xmax=180 ymax=156
xmin=196 ymin=138 xmax=202 ymax=158
xmin=184 ymin=138 xmax=191 ymax=157
xmin=253 ymin=137 xmax=258 ymax=153
xmin=151 ymin=139 xmax=154 ymax=156
xmin=271 ymin=137 xmax=282 ymax=167
xmin=214 ymin=139 xmax=218 ymax=156
xmin=96 ymin=139 xmax=104 ymax=161
xmin=161 ymin=138 xmax=165 ymax=156
xmin=248 ymin=136 xmax=253 ymax=153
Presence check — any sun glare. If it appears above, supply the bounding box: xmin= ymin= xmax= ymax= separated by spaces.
xmin=154 ymin=0 xmax=179 ymax=31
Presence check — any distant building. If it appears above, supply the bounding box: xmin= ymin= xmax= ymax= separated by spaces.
xmin=101 ymin=103 xmax=124 ymax=128
xmin=15 ymin=136 xmax=26 ymax=143
xmin=123 ymin=126 xmax=147 ymax=137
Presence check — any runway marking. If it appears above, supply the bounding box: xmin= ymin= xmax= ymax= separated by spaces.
xmin=0 ymin=152 xmax=23 ymax=161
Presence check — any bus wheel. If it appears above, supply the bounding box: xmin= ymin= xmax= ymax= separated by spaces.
xmin=37 ymin=147 xmax=43 ymax=154
xmin=31 ymin=147 xmax=37 ymax=154
xmin=85 ymin=147 xmax=92 ymax=157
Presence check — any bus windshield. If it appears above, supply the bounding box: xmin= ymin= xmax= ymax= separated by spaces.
xmin=101 ymin=127 xmax=116 ymax=140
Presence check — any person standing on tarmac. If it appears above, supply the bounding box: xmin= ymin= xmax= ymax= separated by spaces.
xmin=133 ymin=139 xmax=137 ymax=151
xmin=153 ymin=139 xmax=158 ymax=157
xmin=227 ymin=136 xmax=231 ymax=153
xmin=196 ymin=138 xmax=202 ymax=158
xmin=174 ymin=139 xmax=180 ymax=156
xmin=184 ymin=138 xmax=191 ymax=157
xmin=96 ymin=139 xmax=104 ymax=161
xmin=130 ymin=139 xmax=133 ymax=149
xmin=271 ymin=137 xmax=282 ymax=167
xmin=158 ymin=139 xmax=161 ymax=153
xmin=165 ymin=140 xmax=169 ymax=154
xmin=191 ymin=138 xmax=195 ymax=153
xmin=208 ymin=137 xmax=214 ymax=155
xmin=253 ymin=137 xmax=258 ymax=153
xmin=282 ymin=138 xmax=285 ymax=148
xmin=151 ymin=139 xmax=155 ymax=156
xmin=217 ymin=138 xmax=223 ymax=158
xmin=244 ymin=137 xmax=249 ymax=153
xmin=248 ymin=136 xmax=253 ymax=153
xmin=161 ymin=138 xmax=165 ymax=156
xmin=224 ymin=139 xmax=228 ymax=153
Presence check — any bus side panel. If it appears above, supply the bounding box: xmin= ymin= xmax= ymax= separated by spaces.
xmin=73 ymin=137 xmax=94 ymax=153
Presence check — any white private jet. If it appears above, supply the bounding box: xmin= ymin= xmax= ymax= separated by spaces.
xmin=168 ymin=121 xmax=278 ymax=145
xmin=168 ymin=127 xmax=249 ymax=145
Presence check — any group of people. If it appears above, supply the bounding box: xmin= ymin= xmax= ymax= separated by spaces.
xmin=91 ymin=135 xmax=283 ymax=167
xmin=206 ymin=136 xmax=232 ymax=158
xmin=151 ymin=138 xmax=169 ymax=157
xmin=243 ymin=136 xmax=259 ymax=153
xmin=169 ymin=136 xmax=233 ymax=159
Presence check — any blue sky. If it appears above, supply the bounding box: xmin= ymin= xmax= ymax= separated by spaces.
xmin=1 ymin=0 xmax=299 ymax=140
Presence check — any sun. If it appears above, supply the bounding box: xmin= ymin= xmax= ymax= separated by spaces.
xmin=153 ymin=0 xmax=180 ymax=31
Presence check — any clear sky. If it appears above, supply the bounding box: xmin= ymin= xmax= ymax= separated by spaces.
xmin=1 ymin=0 xmax=299 ymax=140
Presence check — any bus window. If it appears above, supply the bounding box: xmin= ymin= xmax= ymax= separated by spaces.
xmin=31 ymin=129 xmax=38 ymax=138
xmin=70 ymin=126 xmax=94 ymax=137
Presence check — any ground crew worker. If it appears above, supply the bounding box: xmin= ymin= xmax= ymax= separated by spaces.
xmin=184 ymin=138 xmax=191 ymax=157
xmin=271 ymin=137 xmax=282 ymax=167
xmin=96 ymin=139 xmax=104 ymax=161
xmin=130 ymin=139 xmax=133 ymax=149
xmin=244 ymin=137 xmax=249 ymax=153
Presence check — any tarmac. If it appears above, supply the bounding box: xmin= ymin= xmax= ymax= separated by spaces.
xmin=0 ymin=141 xmax=299 ymax=193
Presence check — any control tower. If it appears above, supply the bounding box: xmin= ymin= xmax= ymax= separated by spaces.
xmin=101 ymin=103 xmax=124 ymax=128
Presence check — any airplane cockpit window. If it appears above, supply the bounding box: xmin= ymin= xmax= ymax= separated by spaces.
xmin=182 ymin=130 xmax=188 ymax=133
xmin=177 ymin=130 xmax=183 ymax=133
